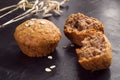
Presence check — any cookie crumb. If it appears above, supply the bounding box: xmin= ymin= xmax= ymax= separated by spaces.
xmin=50 ymin=65 xmax=56 ymax=69
xmin=45 ymin=68 xmax=52 ymax=72
xmin=70 ymin=44 xmax=74 ymax=47
xmin=48 ymin=56 xmax=53 ymax=59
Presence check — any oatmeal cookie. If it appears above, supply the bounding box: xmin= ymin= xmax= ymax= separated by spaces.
xmin=14 ymin=19 xmax=61 ymax=57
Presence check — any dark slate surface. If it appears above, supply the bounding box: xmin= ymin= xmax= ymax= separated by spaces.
xmin=0 ymin=0 xmax=120 ymax=80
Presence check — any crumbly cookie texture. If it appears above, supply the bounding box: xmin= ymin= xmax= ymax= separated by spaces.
xmin=14 ymin=19 xmax=61 ymax=57
xmin=64 ymin=13 xmax=104 ymax=46
xmin=76 ymin=30 xmax=112 ymax=71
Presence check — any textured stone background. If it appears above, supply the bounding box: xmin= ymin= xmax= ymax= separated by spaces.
xmin=0 ymin=0 xmax=120 ymax=80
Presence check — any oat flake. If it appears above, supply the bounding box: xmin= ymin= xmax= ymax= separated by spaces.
xmin=48 ymin=56 xmax=53 ymax=59
xmin=50 ymin=65 xmax=56 ymax=69
xmin=45 ymin=68 xmax=52 ymax=72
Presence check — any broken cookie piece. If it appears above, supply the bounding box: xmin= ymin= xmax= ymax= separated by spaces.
xmin=64 ymin=13 xmax=104 ymax=46
xmin=76 ymin=29 xmax=112 ymax=71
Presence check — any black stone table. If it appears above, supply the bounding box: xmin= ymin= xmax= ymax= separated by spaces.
xmin=0 ymin=0 xmax=120 ymax=80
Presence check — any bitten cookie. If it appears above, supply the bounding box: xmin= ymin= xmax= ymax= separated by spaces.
xmin=64 ymin=13 xmax=104 ymax=46
xmin=14 ymin=19 xmax=61 ymax=57
xmin=76 ymin=29 xmax=112 ymax=71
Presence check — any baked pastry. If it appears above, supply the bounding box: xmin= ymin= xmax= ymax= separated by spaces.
xmin=14 ymin=19 xmax=61 ymax=57
xmin=64 ymin=13 xmax=104 ymax=46
xmin=76 ymin=29 xmax=112 ymax=71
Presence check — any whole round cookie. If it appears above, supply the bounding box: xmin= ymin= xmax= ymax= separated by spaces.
xmin=14 ymin=19 xmax=61 ymax=57
xmin=76 ymin=29 xmax=112 ymax=71
xmin=64 ymin=13 xmax=104 ymax=46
